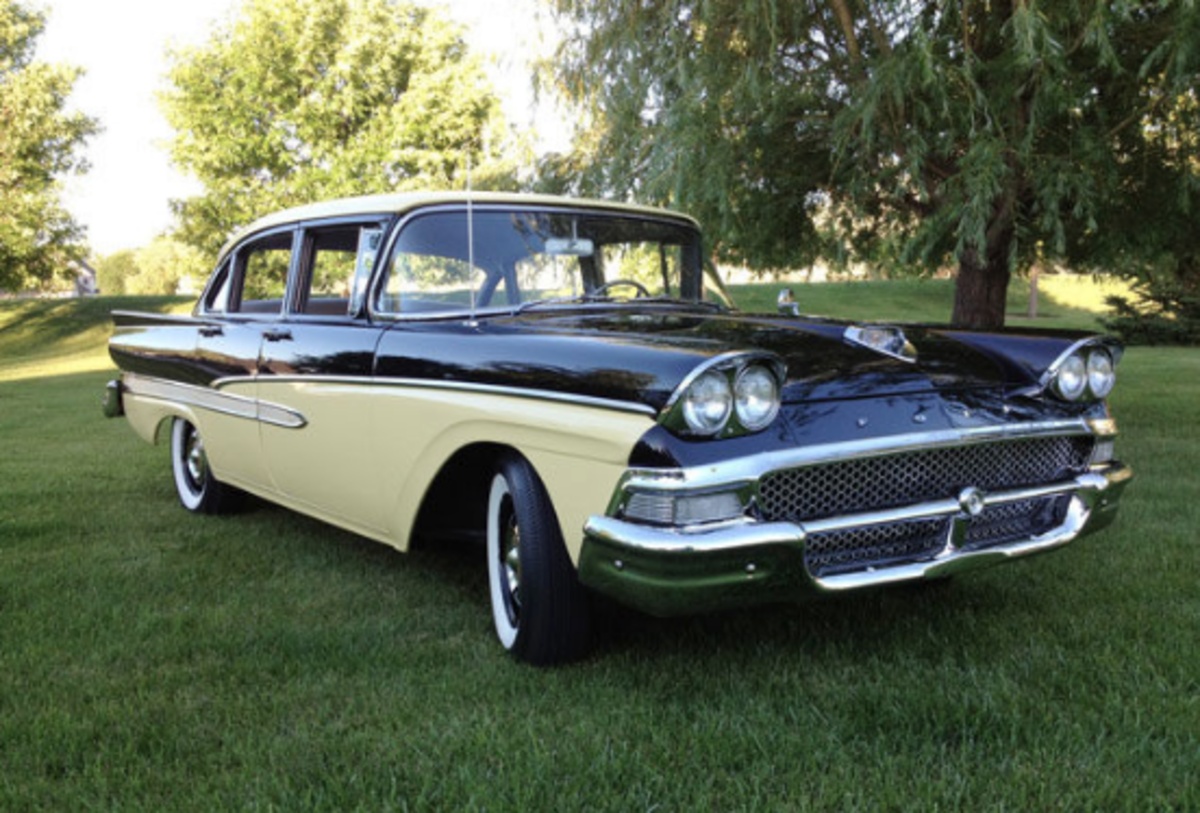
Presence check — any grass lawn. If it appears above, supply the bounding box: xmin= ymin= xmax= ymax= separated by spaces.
xmin=1 ymin=290 xmax=1197 ymax=810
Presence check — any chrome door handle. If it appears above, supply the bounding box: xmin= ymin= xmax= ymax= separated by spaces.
xmin=263 ymin=328 xmax=293 ymax=342
xmin=199 ymin=325 xmax=224 ymax=337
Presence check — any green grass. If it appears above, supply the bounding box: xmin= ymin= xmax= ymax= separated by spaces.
xmin=728 ymin=274 xmax=1126 ymax=331
xmin=1 ymin=294 xmax=1197 ymax=810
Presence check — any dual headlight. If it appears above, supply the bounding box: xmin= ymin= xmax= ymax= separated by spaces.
xmin=1052 ymin=346 xmax=1117 ymax=401
xmin=669 ymin=355 xmax=784 ymax=438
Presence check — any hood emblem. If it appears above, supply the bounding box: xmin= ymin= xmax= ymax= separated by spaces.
xmin=844 ymin=325 xmax=917 ymax=363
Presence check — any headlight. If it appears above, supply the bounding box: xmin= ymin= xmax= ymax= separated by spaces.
xmin=1087 ymin=348 xmax=1115 ymax=398
xmin=681 ymin=371 xmax=732 ymax=435
xmin=734 ymin=364 xmax=781 ymax=431
xmin=1054 ymin=353 xmax=1087 ymax=401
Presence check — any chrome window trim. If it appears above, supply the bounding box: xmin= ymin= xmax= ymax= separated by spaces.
xmin=367 ymin=203 xmax=704 ymax=323
xmin=616 ymin=418 xmax=1095 ymax=495
xmin=122 ymin=373 xmax=307 ymax=429
xmin=217 ymin=373 xmax=659 ymax=418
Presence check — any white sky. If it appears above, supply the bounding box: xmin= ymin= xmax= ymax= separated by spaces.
xmin=38 ymin=0 xmax=569 ymax=255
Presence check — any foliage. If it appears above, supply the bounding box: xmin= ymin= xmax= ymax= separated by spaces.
xmin=1104 ymin=267 xmax=1200 ymax=345
xmin=93 ymin=249 xmax=138 ymax=296
xmin=92 ymin=240 xmax=209 ymax=296
xmin=162 ymin=0 xmax=518 ymax=261
xmin=545 ymin=0 xmax=1200 ymax=328
xmin=0 ymin=1 xmax=98 ymax=292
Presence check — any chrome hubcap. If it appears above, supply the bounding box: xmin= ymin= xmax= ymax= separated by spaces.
xmin=502 ymin=511 xmax=522 ymax=618
xmin=184 ymin=430 xmax=207 ymax=488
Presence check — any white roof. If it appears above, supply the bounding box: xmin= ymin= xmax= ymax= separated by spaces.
xmin=217 ymin=191 xmax=699 ymax=262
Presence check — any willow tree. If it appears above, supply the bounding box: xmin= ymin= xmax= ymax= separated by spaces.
xmin=163 ymin=0 xmax=517 ymax=259
xmin=0 ymin=1 xmax=97 ymax=291
xmin=546 ymin=1 xmax=1200 ymax=328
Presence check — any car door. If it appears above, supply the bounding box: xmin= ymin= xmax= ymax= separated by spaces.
xmin=192 ymin=226 xmax=299 ymax=491
xmin=257 ymin=219 xmax=391 ymax=533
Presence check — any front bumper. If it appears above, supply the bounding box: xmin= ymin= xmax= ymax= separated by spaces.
xmin=579 ymin=462 xmax=1132 ymax=616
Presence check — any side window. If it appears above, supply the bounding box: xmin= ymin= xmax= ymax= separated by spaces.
xmin=204 ymin=259 xmax=232 ymax=313
xmin=377 ymin=213 xmax=486 ymax=314
xmin=232 ymin=231 xmax=293 ymax=315
xmin=295 ymin=224 xmax=383 ymax=316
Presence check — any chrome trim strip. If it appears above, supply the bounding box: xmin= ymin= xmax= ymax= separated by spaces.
xmin=618 ymin=418 xmax=1093 ymax=493
xmin=122 ymin=374 xmax=307 ymax=429
xmin=217 ymin=374 xmax=659 ymax=417
xmin=584 ymin=517 xmax=806 ymax=555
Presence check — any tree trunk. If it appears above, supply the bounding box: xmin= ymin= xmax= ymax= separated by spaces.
xmin=1027 ymin=264 xmax=1040 ymax=318
xmin=951 ymin=218 xmax=1014 ymax=329
xmin=950 ymin=199 xmax=1017 ymax=328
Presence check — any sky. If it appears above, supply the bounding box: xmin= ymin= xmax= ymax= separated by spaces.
xmin=37 ymin=0 xmax=569 ymax=256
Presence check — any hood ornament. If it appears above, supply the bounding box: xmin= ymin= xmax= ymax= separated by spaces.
xmin=777 ymin=288 xmax=800 ymax=316
xmin=844 ymin=325 xmax=917 ymax=363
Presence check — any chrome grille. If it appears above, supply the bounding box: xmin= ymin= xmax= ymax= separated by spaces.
xmin=961 ymin=495 xmax=1072 ymax=550
xmin=805 ymin=495 xmax=1073 ymax=577
xmin=758 ymin=436 xmax=1092 ymax=523
xmin=806 ymin=518 xmax=947 ymax=576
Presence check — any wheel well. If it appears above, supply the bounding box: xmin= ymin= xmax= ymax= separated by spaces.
xmin=410 ymin=442 xmax=512 ymax=548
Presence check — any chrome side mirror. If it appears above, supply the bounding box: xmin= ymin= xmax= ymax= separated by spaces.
xmin=777 ymin=288 xmax=800 ymax=316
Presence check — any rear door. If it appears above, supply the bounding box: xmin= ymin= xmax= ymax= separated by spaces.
xmin=193 ymin=227 xmax=298 ymax=490
xmin=257 ymin=219 xmax=390 ymax=532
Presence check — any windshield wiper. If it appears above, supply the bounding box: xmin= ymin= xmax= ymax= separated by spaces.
xmin=512 ymin=294 xmax=612 ymax=315
xmin=512 ymin=294 xmax=726 ymax=315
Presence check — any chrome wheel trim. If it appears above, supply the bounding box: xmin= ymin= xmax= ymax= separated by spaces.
xmin=503 ymin=515 xmax=522 ymax=616
xmin=185 ymin=431 xmax=207 ymax=488
xmin=487 ymin=474 xmax=519 ymax=649
xmin=171 ymin=418 xmax=205 ymax=511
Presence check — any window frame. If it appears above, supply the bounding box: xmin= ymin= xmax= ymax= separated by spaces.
xmin=288 ymin=215 xmax=393 ymax=323
xmin=196 ymin=225 xmax=299 ymax=321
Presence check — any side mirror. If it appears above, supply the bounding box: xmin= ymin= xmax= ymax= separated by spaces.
xmin=777 ymin=288 xmax=800 ymax=316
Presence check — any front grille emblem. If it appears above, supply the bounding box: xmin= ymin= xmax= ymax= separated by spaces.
xmin=958 ymin=487 xmax=986 ymax=517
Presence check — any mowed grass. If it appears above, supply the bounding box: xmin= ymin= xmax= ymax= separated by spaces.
xmin=729 ymin=274 xmax=1127 ymax=331
xmin=1 ymin=292 xmax=1197 ymax=810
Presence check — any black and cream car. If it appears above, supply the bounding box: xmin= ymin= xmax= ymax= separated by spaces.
xmin=105 ymin=192 xmax=1132 ymax=664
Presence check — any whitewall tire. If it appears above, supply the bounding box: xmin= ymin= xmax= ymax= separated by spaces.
xmin=486 ymin=453 xmax=591 ymax=665
xmin=170 ymin=417 xmax=238 ymax=515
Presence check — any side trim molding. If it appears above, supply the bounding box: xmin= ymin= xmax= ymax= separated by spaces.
xmin=122 ymin=373 xmax=307 ymax=429
xmin=216 ymin=374 xmax=659 ymax=417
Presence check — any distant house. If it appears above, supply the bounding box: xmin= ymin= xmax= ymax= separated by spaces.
xmin=73 ymin=260 xmax=99 ymax=297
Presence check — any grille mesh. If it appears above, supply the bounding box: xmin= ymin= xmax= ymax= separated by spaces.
xmin=805 ymin=518 xmax=948 ymax=576
xmin=759 ymin=436 xmax=1092 ymax=523
xmin=961 ymin=495 xmax=1072 ymax=549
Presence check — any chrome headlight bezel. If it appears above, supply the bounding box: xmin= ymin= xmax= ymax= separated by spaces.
xmin=1044 ymin=338 xmax=1122 ymax=402
xmin=661 ymin=352 xmax=786 ymax=438
xmin=680 ymin=371 xmax=733 ymax=435
xmin=734 ymin=364 xmax=781 ymax=432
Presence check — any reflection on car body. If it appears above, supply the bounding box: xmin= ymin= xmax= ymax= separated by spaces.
xmin=105 ymin=192 xmax=1132 ymax=664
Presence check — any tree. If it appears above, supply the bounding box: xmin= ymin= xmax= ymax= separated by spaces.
xmin=94 ymin=248 xmax=138 ymax=296
xmin=128 ymin=237 xmax=208 ymax=295
xmin=545 ymin=1 xmax=1200 ymax=328
xmin=0 ymin=1 xmax=97 ymax=292
xmin=163 ymin=0 xmax=518 ymax=259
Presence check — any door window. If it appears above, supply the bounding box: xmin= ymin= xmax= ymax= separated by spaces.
xmin=295 ymin=224 xmax=383 ymax=316
xmin=232 ymin=231 xmax=293 ymax=314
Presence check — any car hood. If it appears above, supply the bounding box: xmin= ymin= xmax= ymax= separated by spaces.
xmin=495 ymin=309 xmax=1013 ymax=404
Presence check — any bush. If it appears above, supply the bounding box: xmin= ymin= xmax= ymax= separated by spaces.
xmin=1103 ymin=266 xmax=1200 ymax=346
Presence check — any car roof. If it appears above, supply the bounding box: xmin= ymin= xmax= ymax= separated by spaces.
xmin=217 ymin=191 xmax=700 ymax=263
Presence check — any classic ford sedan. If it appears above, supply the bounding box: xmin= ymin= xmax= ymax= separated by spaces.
xmin=105 ymin=192 xmax=1131 ymax=664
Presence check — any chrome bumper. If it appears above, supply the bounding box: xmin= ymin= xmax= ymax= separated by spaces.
xmin=579 ymin=463 xmax=1132 ymax=616
xmin=102 ymin=378 xmax=124 ymax=418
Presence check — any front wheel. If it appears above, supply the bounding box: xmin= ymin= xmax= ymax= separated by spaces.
xmin=170 ymin=417 xmax=239 ymax=514
xmin=487 ymin=453 xmax=592 ymax=665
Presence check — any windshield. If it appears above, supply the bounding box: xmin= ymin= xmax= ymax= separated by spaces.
xmin=376 ymin=208 xmax=707 ymax=316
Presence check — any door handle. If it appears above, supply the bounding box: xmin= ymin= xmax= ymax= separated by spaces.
xmin=263 ymin=328 xmax=293 ymax=342
xmin=199 ymin=325 xmax=224 ymax=338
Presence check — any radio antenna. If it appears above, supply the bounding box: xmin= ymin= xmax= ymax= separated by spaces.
xmin=466 ymin=148 xmax=476 ymax=324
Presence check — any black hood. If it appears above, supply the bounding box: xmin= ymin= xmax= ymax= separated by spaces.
xmin=494 ymin=309 xmax=1012 ymax=403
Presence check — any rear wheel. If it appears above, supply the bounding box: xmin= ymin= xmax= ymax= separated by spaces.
xmin=487 ymin=453 xmax=591 ymax=665
xmin=170 ymin=417 xmax=238 ymax=514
